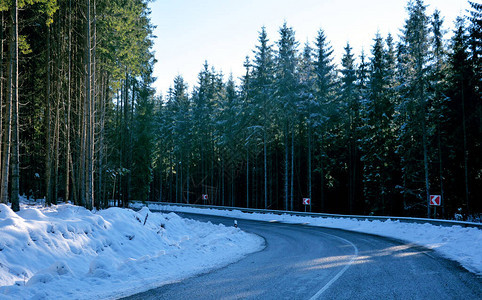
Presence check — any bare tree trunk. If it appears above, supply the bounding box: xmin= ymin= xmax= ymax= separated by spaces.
xmin=169 ymin=150 xmax=173 ymax=202
xmin=461 ymin=79 xmax=469 ymax=213
xmin=422 ymin=116 xmax=430 ymax=218
xmin=0 ymin=62 xmax=11 ymax=204
xmin=290 ymin=126 xmax=294 ymax=211
xmin=92 ymin=0 xmax=98 ymax=209
xmin=159 ymin=158 xmax=163 ymax=202
xmin=308 ymin=125 xmax=312 ymax=211
xmin=175 ymin=152 xmax=178 ymax=203
xmin=246 ymin=147 xmax=249 ymax=208
xmin=98 ymin=72 xmax=107 ymax=208
xmin=0 ymin=11 xmax=4 ymax=175
xmin=320 ymin=148 xmax=325 ymax=211
xmin=85 ymin=0 xmax=95 ymax=210
xmin=53 ymin=81 xmax=60 ymax=205
xmin=284 ymin=123 xmax=288 ymax=210
xmin=221 ymin=158 xmax=224 ymax=206
xmin=263 ymin=129 xmax=267 ymax=209
xmin=437 ymin=128 xmax=445 ymax=217
xmin=64 ymin=0 xmax=72 ymax=203
xmin=186 ymin=154 xmax=190 ymax=204
xmin=45 ymin=27 xmax=53 ymax=206
xmin=53 ymin=15 xmax=62 ymax=205
xmin=419 ymin=84 xmax=431 ymax=218
xmin=231 ymin=168 xmax=235 ymax=207
xmin=10 ymin=0 xmax=19 ymax=212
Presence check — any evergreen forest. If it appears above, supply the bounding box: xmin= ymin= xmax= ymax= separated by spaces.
xmin=0 ymin=0 xmax=480 ymax=220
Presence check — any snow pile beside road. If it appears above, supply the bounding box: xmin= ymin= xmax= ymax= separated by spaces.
xmin=142 ymin=203 xmax=482 ymax=276
xmin=0 ymin=203 xmax=264 ymax=299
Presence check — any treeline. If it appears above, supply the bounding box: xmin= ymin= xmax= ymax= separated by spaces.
xmin=0 ymin=0 xmax=480 ymax=219
xmin=157 ymin=0 xmax=481 ymax=218
xmin=0 ymin=0 xmax=157 ymax=211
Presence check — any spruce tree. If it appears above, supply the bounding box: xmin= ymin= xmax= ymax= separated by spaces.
xmin=251 ymin=27 xmax=275 ymax=209
xmin=313 ymin=29 xmax=336 ymax=211
xmin=340 ymin=42 xmax=361 ymax=214
xmin=399 ymin=0 xmax=432 ymax=217
xmin=275 ymin=22 xmax=299 ymax=211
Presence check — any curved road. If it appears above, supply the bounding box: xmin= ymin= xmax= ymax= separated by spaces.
xmin=123 ymin=213 xmax=481 ymax=299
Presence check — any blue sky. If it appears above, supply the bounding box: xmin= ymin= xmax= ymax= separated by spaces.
xmin=148 ymin=0 xmax=470 ymax=97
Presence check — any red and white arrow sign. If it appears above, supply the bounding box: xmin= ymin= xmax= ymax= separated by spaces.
xmin=202 ymin=194 xmax=208 ymax=200
xmin=302 ymin=198 xmax=311 ymax=205
xmin=430 ymin=195 xmax=441 ymax=206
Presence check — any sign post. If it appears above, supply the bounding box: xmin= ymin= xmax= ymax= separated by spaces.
xmin=430 ymin=195 xmax=441 ymax=218
xmin=302 ymin=198 xmax=310 ymax=212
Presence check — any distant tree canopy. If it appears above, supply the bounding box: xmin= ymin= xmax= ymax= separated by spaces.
xmin=0 ymin=0 xmax=480 ymax=219
xmin=154 ymin=0 xmax=481 ymax=219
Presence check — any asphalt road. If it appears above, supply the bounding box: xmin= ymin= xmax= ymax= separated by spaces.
xmin=122 ymin=213 xmax=481 ymax=300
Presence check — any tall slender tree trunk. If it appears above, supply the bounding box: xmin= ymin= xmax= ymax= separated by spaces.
xmin=64 ymin=0 xmax=72 ymax=203
xmin=308 ymin=125 xmax=312 ymax=211
xmin=175 ymin=154 xmax=178 ymax=203
xmin=290 ymin=126 xmax=294 ymax=211
xmin=1 ymin=67 xmax=11 ymax=204
xmin=231 ymin=168 xmax=235 ymax=207
xmin=53 ymin=16 xmax=62 ymax=205
xmin=284 ymin=123 xmax=288 ymax=210
xmin=246 ymin=147 xmax=249 ymax=208
xmin=319 ymin=133 xmax=325 ymax=211
xmin=98 ymin=72 xmax=107 ymax=208
xmin=10 ymin=1 xmax=19 ymax=211
xmin=263 ymin=129 xmax=267 ymax=209
xmin=211 ymin=132 xmax=215 ymax=205
xmin=92 ymin=0 xmax=99 ymax=209
xmin=221 ymin=158 xmax=224 ymax=206
xmin=159 ymin=160 xmax=163 ymax=202
xmin=169 ymin=150 xmax=172 ymax=202
xmin=437 ymin=128 xmax=445 ymax=217
xmin=45 ymin=27 xmax=53 ymax=206
xmin=461 ymin=79 xmax=469 ymax=213
xmin=186 ymin=154 xmax=190 ymax=204
xmin=85 ymin=0 xmax=94 ymax=209
xmin=420 ymin=86 xmax=431 ymax=218
xmin=0 ymin=11 xmax=4 ymax=175
xmin=53 ymin=82 xmax=60 ymax=205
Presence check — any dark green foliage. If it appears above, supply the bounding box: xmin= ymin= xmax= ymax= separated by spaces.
xmin=154 ymin=1 xmax=480 ymax=218
xmin=2 ymin=0 xmax=480 ymax=218
xmin=0 ymin=0 xmax=156 ymax=210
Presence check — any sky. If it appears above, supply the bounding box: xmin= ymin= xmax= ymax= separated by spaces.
xmin=148 ymin=0 xmax=471 ymax=97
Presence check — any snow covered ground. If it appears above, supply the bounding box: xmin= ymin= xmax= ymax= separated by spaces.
xmin=0 ymin=202 xmax=264 ymax=299
xmin=1 ymin=200 xmax=480 ymax=300
xmin=136 ymin=203 xmax=482 ymax=276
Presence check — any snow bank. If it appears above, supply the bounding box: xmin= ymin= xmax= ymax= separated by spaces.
xmin=140 ymin=203 xmax=482 ymax=276
xmin=0 ymin=203 xmax=264 ymax=299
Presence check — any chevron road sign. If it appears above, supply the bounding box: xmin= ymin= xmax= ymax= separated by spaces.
xmin=430 ymin=195 xmax=441 ymax=206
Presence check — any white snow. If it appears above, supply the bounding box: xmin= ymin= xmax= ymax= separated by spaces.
xmin=0 ymin=202 xmax=264 ymax=299
xmin=137 ymin=203 xmax=482 ymax=276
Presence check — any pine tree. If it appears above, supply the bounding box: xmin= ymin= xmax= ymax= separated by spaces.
xmin=312 ymin=29 xmax=336 ymax=211
xmin=446 ymin=17 xmax=474 ymax=215
xmin=399 ymin=0 xmax=432 ymax=217
xmin=340 ymin=42 xmax=361 ymax=214
xmin=428 ymin=9 xmax=449 ymax=217
xmin=251 ymin=27 xmax=275 ymax=209
xmin=298 ymin=41 xmax=316 ymax=209
xmin=275 ymin=22 xmax=299 ymax=211
xmin=131 ymin=70 xmax=156 ymax=202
